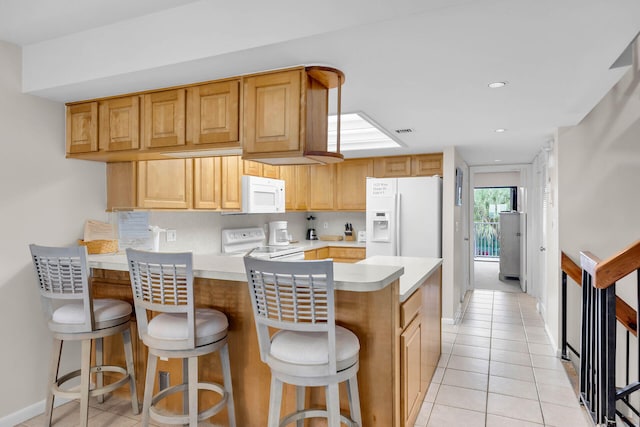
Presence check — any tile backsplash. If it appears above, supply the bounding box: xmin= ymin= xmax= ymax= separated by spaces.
xmin=108 ymin=211 xmax=365 ymax=253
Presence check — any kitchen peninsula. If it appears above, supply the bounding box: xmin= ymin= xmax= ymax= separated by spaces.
xmin=88 ymin=253 xmax=442 ymax=427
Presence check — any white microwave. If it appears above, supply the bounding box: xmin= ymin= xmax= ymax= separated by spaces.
xmin=241 ymin=175 xmax=285 ymax=214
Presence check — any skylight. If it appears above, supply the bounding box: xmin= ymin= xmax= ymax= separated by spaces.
xmin=327 ymin=112 xmax=403 ymax=152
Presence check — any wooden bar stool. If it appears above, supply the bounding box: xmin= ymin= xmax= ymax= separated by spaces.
xmin=126 ymin=249 xmax=236 ymax=427
xmin=29 ymin=244 xmax=139 ymax=427
xmin=244 ymin=257 xmax=362 ymax=427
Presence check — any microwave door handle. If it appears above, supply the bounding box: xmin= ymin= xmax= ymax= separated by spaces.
xmin=395 ymin=193 xmax=401 ymax=256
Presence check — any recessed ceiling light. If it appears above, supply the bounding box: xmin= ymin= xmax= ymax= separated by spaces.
xmin=494 ymin=159 xmax=502 ymax=162
xmin=488 ymin=81 xmax=507 ymax=88
xmin=495 ymin=128 xmax=507 ymax=133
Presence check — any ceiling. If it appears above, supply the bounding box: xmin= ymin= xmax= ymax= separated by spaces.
xmin=1 ymin=0 xmax=639 ymax=165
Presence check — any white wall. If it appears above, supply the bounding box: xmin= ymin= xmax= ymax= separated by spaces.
xmin=473 ymin=171 xmax=521 ymax=188
xmin=0 ymin=41 xmax=107 ymax=423
xmin=556 ymin=40 xmax=640 ymax=354
xmin=442 ymin=146 xmax=468 ymax=322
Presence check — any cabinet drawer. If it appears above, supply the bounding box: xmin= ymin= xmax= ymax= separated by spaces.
xmin=401 ymin=287 xmax=422 ymax=329
xmin=328 ymin=247 xmax=365 ymax=261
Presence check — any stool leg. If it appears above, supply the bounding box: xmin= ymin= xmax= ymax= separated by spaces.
xmin=142 ymin=352 xmax=157 ymax=427
xmin=347 ymin=376 xmax=362 ymax=427
xmin=295 ymin=386 xmax=305 ymax=427
xmin=45 ymin=338 xmax=63 ymax=426
xmin=326 ymin=383 xmax=340 ymax=427
xmin=268 ymin=377 xmax=283 ymax=427
xmin=182 ymin=357 xmax=189 ymax=416
xmin=122 ymin=327 xmax=139 ymax=415
xmin=96 ymin=337 xmax=104 ymax=404
xmin=188 ymin=356 xmax=198 ymax=427
xmin=220 ymin=343 xmax=237 ymax=427
xmin=79 ymin=339 xmax=92 ymax=427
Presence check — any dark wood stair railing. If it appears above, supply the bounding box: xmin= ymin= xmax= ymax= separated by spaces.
xmin=561 ymin=240 xmax=640 ymax=426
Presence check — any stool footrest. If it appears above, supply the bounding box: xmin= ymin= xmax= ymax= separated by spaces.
xmin=52 ymin=365 xmax=131 ymax=400
xmin=149 ymin=381 xmax=229 ymax=425
xmin=280 ymin=408 xmax=358 ymax=427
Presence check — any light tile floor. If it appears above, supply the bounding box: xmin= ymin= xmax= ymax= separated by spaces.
xmin=413 ymin=289 xmax=593 ymax=427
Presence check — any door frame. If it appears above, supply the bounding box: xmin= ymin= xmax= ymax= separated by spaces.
xmin=467 ymin=164 xmax=535 ymax=296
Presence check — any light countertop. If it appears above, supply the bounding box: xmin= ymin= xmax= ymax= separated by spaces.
xmin=88 ymin=252 xmax=440 ymax=299
xmin=357 ymin=256 xmax=442 ymax=302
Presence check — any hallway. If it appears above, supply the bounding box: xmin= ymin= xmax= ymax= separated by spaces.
xmin=412 ymin=289 xmax=591 ymax=426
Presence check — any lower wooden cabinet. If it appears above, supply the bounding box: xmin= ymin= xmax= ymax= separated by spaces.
xmin=399 ymin=266 xmax=442 ymax=427
xmin=304 ymin=246 xmax=365 ymax=263
xmin=401 ymin=316 xmax=422 ymax=423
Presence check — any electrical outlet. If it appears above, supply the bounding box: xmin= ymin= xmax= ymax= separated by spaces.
xmin=323 ymin=222 xmax=329 ymax=229
xmin=166 ymin=229 xmax=177 ymax=242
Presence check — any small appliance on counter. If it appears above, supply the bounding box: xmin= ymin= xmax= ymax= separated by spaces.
xmin=306 ymin=215 xmax=318 ymax=240
xmin=268 ymin=221 xmax=291 ymax=246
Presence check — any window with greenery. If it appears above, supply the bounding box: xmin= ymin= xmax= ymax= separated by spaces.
xmin=474 ymin=187 xmax=516 ymax=257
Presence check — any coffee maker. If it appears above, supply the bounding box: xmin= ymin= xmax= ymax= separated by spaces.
xmin=268 ymin=221 xmax=290 ymax=246
xmin=306 ymin=215 xmax=318 ymax=240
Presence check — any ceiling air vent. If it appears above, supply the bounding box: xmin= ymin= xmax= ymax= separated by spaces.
xmin=394 ymin=128 xmax=414 ymax=134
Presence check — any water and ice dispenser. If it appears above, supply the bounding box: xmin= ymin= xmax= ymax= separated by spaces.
xmin=371 ymin=212 xmax=391 ymax=242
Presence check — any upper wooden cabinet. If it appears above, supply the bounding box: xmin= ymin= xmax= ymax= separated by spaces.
xmin=242 ymin=160 xmax=262 ymax=177
xmin=220 ymin=156 xmax=242 ymax=210
xmin=374 ymin=156 xmax=412 ymax=178
xmin=138 ymin=159 xmax=192 ymax=209
xmin=308 ymin=164 xmax=335 ymax=210
xmin=243 ymin=69 xmax=301 ymax=156
xmin=374 ymin=154 xmax=443 ymax=178
xmin=193 ymin=157 xmax=222 ymax=210
xmin=99 ymin=96 xmax=140 ymax=151
xmin=242 ymin=66 xmax=344 ymax=165
xmin=412 ymin=154 xmax=443 ymax=176
xmin=66 ymin=102 xmax=98 ymax=154
xmin=336 ymin=159 xmax=373 ymax=211
xmin=261 ymin=164 xmax=280 ymax=179
xmin=188 ymin=80 xmax=240 ymax=147
xmin=143 ymin=89 xmax=186 ymax=149
xmin=280 ymin=165 xmax=309 ymax=211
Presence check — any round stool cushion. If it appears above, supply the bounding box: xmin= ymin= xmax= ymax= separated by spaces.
xmin=147 ymin=308 xmax=228 ymax=344
xmin=52 ymin=298 xmax=132 ymax=325
xmin=270 ymin=326 xmax=360 ymax=365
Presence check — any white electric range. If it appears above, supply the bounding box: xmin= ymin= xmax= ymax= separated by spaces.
xmin=221 ymin=227 xmax=305 ymax=260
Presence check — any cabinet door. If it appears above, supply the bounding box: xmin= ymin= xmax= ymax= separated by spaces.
xmin=280 ymin=165 xmax=308 ymax=211
xmin=138 ymin=159 xmax=192 ymax=209
xmin=304 ymin=250 xmax=317 ymax=260
xmin=401 ymin=317 xmax=422 ymax=425
xmin=336 ymin=159 xmax=373 ymax=210
xmin=99 ymin=96 xmax=140 ymax=151
xmin=412 ymin=153 xmax=443 ymax=176
xmin=194 ymin=157 xmax=222 ymax=209
xmin=243 ymin=160 xmax=263 ymax=176
xmin=107 ymin=162 xmax=137 ymax=210
xmin=262 ymin=164 xmax=280 ymax=179
xmin=144 ymin=89 xmax=186 ymax=148
xmin=66 ymin=102 xmax=98 ymax=154
xmin=308 ymin=164 xmax=335 ymax=210
xmin=189 ymin=80 xmax=240 ymax=145
xmin=374 ymin=156 xmax=411 ymax=177
xmin=221 ymin=156 xmax=242 ymax=210
xmin=243 ymin=69 xmax=302 ymax=154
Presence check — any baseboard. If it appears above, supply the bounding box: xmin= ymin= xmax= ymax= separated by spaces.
xmin=0 ymin=397 xmax=71 ymax=427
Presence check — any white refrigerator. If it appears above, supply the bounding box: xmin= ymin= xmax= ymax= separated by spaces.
xmin=366 ymin=176 xmax=442 ymax=258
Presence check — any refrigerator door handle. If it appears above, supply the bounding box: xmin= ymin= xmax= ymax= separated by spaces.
xmin=395 ymin=193 xmax=401 ymax=256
